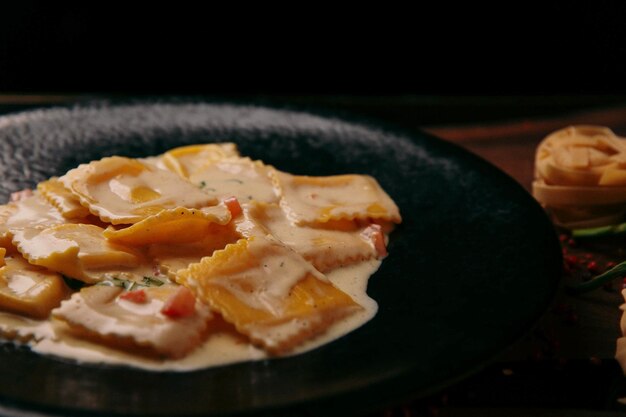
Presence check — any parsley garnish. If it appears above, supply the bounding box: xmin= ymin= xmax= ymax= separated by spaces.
xmin=143 ymin=276 xmax=164 ymax=287
xmin=96 ymin=275 xmax=164 ymax=290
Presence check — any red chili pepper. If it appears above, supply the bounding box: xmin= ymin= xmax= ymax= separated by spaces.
xmin=586 ymin=261 xmax=599 ymax=273
xmin=564 ymin=255 xmax=579 ymax=266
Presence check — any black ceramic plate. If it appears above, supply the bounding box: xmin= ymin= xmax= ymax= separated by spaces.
xmin=0 ymin=102 xmax=561 ymax=417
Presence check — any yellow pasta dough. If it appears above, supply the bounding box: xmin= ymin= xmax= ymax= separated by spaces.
xmin=103 ymin=205 xmax=232 ymax=246
xmin=0 ymin=255 xmax=70 ymax=319
xmin=533 ymin=125 xmax=626 ymax=227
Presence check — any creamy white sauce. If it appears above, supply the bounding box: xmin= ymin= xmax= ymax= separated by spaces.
xmin=0 ymin=259 xmax=380 ymax=371
xmin=189 ymin=159 xmax=277 ymax=204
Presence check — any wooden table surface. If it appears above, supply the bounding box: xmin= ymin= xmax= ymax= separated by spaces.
xmin=420 ymin=105 xmax=626 ymax=417
xmin=1 ymin=95 xmax=626 ymax=417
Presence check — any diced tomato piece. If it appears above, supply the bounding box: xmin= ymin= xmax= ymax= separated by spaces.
xmin=361 ymin=224 xmax=388 ymax=258
xmin=224 ymin=196 xmax=242 ymax=218
xmin=119 ymin=289 xmax=148 ymax=304
xmin=161 ymin=286 xmax=196 ymax=318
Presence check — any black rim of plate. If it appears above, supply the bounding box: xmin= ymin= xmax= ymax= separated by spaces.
xmin=0 ymin=101 xmax=562 ymax=417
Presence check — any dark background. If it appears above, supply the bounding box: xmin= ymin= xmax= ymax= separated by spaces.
xmin=1 ymin=4 xmax=626 ymax=96
xmin=2 ymin=4 xmax=626 ymax=128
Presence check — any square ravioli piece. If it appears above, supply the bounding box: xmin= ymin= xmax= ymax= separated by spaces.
xmin=274 ymin=172 xmax=402 ymax=225
xmin=0 ymin=255 xmax=70 ymax=319
xmin=244 ymin=203 xmax=379 ymax=272
xmin=59 ymin=156 xmax=218 ymax=224
xmin=13 ymin=224 xmax=145 ymax=284
xmin=176 ymin=236 xmax=362 ymax=354
xmin=53 ymin=284 xmax=213 ymax=359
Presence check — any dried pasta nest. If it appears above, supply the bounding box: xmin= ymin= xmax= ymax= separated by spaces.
xmin=533 ymin=125 xmax=626 ymax=228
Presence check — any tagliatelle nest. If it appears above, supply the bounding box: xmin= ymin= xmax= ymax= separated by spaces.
xmin=533 ymin=125 xmax=626 ymax=228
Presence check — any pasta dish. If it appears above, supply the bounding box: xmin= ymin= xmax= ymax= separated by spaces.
xmin=0 ymin=143 xmax=401 ymax=370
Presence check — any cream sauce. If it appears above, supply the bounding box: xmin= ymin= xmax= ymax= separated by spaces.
xmin=0 ymin=259 xmax=381 ymax=371
xmin=189 ymin=159 xmax=278 ymax=204
xmin=89 ymin=168 xmax=217 ymax=219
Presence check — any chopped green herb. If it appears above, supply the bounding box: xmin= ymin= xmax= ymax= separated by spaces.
xmin=143 ymin=276 xmax=164 ymax=287
xmin=225 ymin=179 xmax=244 ymax=184
xmin=97 ymin=277 xmax=130 ymax=288
xmin=96 ymin=276 xmax=146 ymax=290
xmin=198 ymin=181 xmax=217 ymax=192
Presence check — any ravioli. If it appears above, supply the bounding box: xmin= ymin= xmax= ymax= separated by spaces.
xmin=150 ymin=230 xmax=241 ymax=278
xmin=37 ymin=178 xmax=91 ymax=220
xmin=0 ymin=143 xmax=401 ymax=370
xmin=161 ymin=143 xmax=240 ymax=178
xmin=245 ymin=203 xmax=379 ymax=272
xmin=273 ymin=172 xmax=402 ymax=225
xmin=176 ymin=236 xmax=362 ymax=354
xmin=13 ymin=224 xmax=145 ymax=284
xmin=103 ymin=205 xmax=232 ymax=246
xmin=0 ymin=255 xmax=70 ymax=319
xmin=4 ymin=194 xmax=67 ymax=231
xmin=60 ymin=156 xmax=218 ymax=224
xmin=53 ymin=284 xmax=213 ymax=358
xmin=0 ymin=204 xmax=17 ymax=250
